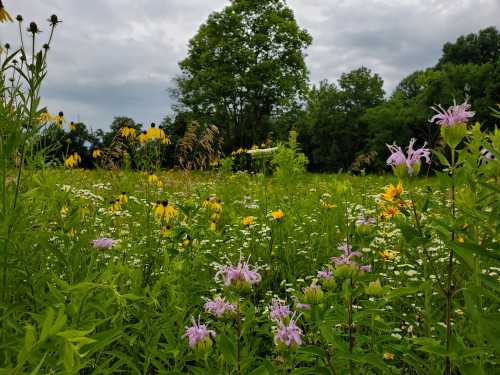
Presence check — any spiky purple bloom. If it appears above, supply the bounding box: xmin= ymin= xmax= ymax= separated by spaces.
xmin=331 ymin=243 xmax=370 ymax=272
xmin=269 ymin=298 xmax=291 ymax=321
xmin=386 ymin=138 xmax=431 ymax=176
xmin=204 ymin=296 xmax=236 ymax=318
xmin=274 ymin=315 xmax=302 ymax=348
xmin=430 ymin=100 xmax=475 ymax=127
xmin=355 ymin=213 xmax=376 ymax=226
xmin=92 ymin=238 xmax=115 ymax=249
xmin=317 ymin=269 xmax=334 ymax=280
xmin=183 ymin=317 xmax=216 ymax=348
xmin=215 ymin=260 xmax=261 ymax=287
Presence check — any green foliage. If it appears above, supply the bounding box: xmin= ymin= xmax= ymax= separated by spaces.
xmin=272 ymin=130 xmax=308 ymax=181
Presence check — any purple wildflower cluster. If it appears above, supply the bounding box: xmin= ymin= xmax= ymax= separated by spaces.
xmin=355 ymin=213 xmax=376 ymax=226
xmin=431 ymin=100 xmax=475 ymax=127
xmin=183 ymin=316 xmax=216 ymax=349
xmin=92 ymin=237 xmax=115 ymax=249
xmin=204 ymin=296 xmax=236 ymax=318
xmin=386 ymin=138 xmax=431 ymax=176
xmin=274 ymin=315 xmax=302 ymax=349
xmin=317 ymin=268 xmax=334 ymax=280
xmin=216 ymin=260 xmax=261 ymax=288
xmin=269 ymin=298 xmax=291 ymax=321
xmin=331 ymin=243 xmax=371 ymax=272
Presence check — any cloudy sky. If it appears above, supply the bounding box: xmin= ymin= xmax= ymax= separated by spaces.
xmin=2 ymin=0 xmax=499 ymax=130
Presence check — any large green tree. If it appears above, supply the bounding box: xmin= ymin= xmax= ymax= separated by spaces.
xmin=174 ymin=0 xmax=312 ymax=150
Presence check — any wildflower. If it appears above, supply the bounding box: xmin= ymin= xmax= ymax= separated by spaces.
xmin=64 ymin=153 xmax=81 ymax=168
xmin=202 ymin=197 xmax=211 ymax=208
xmin=355 ymin=214 xmax=376 ymax=226
xmin=380 ymin=205 xmax=400 ymax=220
xmin=117 ymin=192 xmax=128 ymax=204
xmin=146 ymin=123 xmax=171 ymax=144
xmin=0 ymin=1 xmax=13 ymax=22
xmin=430 ymin=100 xmax=474 ymax=128
xmin=37 ymin=110 xmax=54 ymax=124
xmin=381 ymin=182 xmax=403 ymax=202
xmin=211 ymin=199 xmax=223 ymax=213
xmin=68 ymin=121 xmax=76 ymax=132
xmin=56 ymin=111 xmax=64 ymax=127
xmin=269 ymin=298 xmax=291 ymax=322
xmin=379 ymin=249 xmax=398 ymax=261
xmin=303 ymin=282 xmax=324 ymax=305
xmin=119 ymin=126 xmax=137 ymax=140
xmin=274 ymin=315 xmax=302 ymax=349
xmin=148 ymin=173 xmax=159 ymax=184
xmin=60 ymin=206 xmax=68 ymax=217
xmin=331 ymin=243 xmax=370 ymax=277
xmin=182 ymin=235 xmax=191 ymax=248
xmin=209 ymin=219 xmax=217 ymax=231
xmin=296 ymin=303 xmax=311 ymax=310
xmin=204 ymin=296 xmax=236 ymax=318
xmin=92 ymin=148 xmax=103 ymax=159
xmin=317 ymin=268 xmax=336 ymax=289
xmin=365 ymin=279 xmax=385 ymax=296
xmin=242 ymin=216 xmax=255 ymax=226
xmin=383 ymin=352 xmax=395 ymax=361
xmin=153 ymin=200 xmax=177 ymax=221
xmin=48 ymin=14 xmax=61 ymax=27
xmin=386 ymin=139 xmax=430 ymax=177
xmin=68 ymin=228 xmax=76 ymax=237
xmin=161 ymin=224 xmax=173 ymax=238
xmin=456 ymin=235 xmax=465 ymax=243
xmin=183 ymin=317 xmax=216 ymax=351
xmin=109 ymin=199 xmax=121 ymax=212
xmin=321 ymin=201 xmax=337 ymax=209
xmin=138 ymin=130 xmax=148 ymax=144
xmin=215 ymin=259 xmax=262 ymax=290
xmin=271 ymin=210 xmax=285 ymax=221
xmin=92 ymin=238 xmax=115 ymax=249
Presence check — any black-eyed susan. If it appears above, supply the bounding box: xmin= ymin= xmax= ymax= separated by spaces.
xmin=64 ymin=152 xmax=81 ymax=168
xmin=202 ymin=197 xmax=211 ymax=209
xmin=37 ymin=110 xmax=54 ymax=124
xmin=379 ymin=205 xmax=400 ymax=220
xmin=0 ymin=1 xmax=13 ymax=22
xmin=92 ymin=148 xmax=103 ymax=159
xmin=209 ymin=219 xmax=217 ymax=231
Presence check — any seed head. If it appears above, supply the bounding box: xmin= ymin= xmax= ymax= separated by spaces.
xmin=48 ymin=14 xmax=60 ymax=26
xmin=27 ymin=21 xmax=39 ymax=34
xmin=16 ymin=14 xmax=23 ymax=22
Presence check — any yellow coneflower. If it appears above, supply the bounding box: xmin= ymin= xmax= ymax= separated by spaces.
xmin=381 ymin=182 xmax=403 ymax=202
xmin=68 ymin=121 xmax=76 ymax=131
xmin=55 ymin=111 xmax=64 ymax=127
xmin=109 ymin=199 xmax=121 ymax=212
xmin=146 ymin=123 xmax=171 ymax=144
xmin=379 ymin=249 xmax=398 ymax=261
xmin=271 ymin=210 xmax=285 ymax=221
xmin=383 ymin=352 xmax=394 ymax=361
xmin=119 ymin=126 xmax=137 ymax=140
xmin=37 ymin=110 xmax=54 ymax=124
xmin=202 ymin=197 xmax=211 ymax=209
xmin=138 ymin=130 xmax=148 ymax=144
xmin=0 ymin=1 xmax=13 ymax=23
xmin=209 ymin=219 xmax=217 ymax=231
xmin=148 ymin=173 xmax=159 ymax=184
xmin=161 ymin=224 xmax=173 ymax=238
xmin=211 ymin=199 xmax=223 ymax=214
xmin=242 ymin=216 xmax=255 ymax=226
xmin=64 ymin=152 xmax=81 ymax=168
xmin=117 ymin=192 xmax=128 ymax=204
xmin=153 ymin=200 xmax=177 ymax=221
xmin=92 ymin=148 xmax=103 ymax=159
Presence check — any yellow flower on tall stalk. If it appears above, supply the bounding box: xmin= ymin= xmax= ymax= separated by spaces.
xmin=210 ymin=199 xmax=223 ymax=214
xmin=92 ymin=148 xmax=103 ymax=159
xmin=37 ymin=110 xmax=54 ymax=124
xmin=146 ymin=123 xmax=171 ymax=144
xmin=64 ymin=152 xmax=81 ymax=168
xmin=381 ymin=182 xmax=403 ymax=202
xmin=0 ymin=1 xmax=13 ymax=22
xmin=242 ymin=216 xmax=255 ymax=226
xmin=119 ymin=126 xmax=137 ymax=140
xmin=271 ymin=210 xmax=284 ymax=221
xmin=379 ymin=205 xmax=400 ymax=220
xmin=138 ymin=130 xmax=148 ymax=144
xmin=209 ymin=219 xmax=217 ymax=231
xmin=161 ymin=224 xmax=173 ymax=238
xmin=55 ymin=111 xmax=64 ymax=128
xmin=109 ymin=199 xmax=122 ymax=212
xmin=202 ymin=197 xmax=211 ymax=209
xmin=68 ymin=121 xmax=76 ymax=131
xmin=117 ymin=192 xmax=128 ymax=204
xmin=148 ymin=173 xmax=159 ymax=184
xmin=153 ymin=200 xmax=177 ymax=221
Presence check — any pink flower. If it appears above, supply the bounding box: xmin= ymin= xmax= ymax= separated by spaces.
xmin=183 ymin=316 xmax=216 ymax=349
xmin=92 ymin=238 xmax=115 ymax=249
xmin=430 ymin=100 xmax=475 ymax=127
xmin=317 ymin=269 xmax=333 ymax=280
xmin=204 ymin=296 xmax=236 ymax=318
xmin=386 ymin=138 xmax=430 ymax=176
xmin=331 ymin=243 xmax=370 ymax=272
xmin=215 ymin=260 xmax=261 ymax=288
xmin=274 ymin=315 xmax=302 ymax=348
xmin=269 ymin=298 xmax=291 ymax=321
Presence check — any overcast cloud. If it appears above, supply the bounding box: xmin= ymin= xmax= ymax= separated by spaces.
xmin=2 ymin=0 xmax=499 ymax=130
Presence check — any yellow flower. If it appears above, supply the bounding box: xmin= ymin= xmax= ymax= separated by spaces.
xmin=92 ymin=148 xmax=103 ymax=159
xmin=153 ymin=200 xmax=177 ymax=221
xmin=379 ymin=249 xmax=398 ymax=261
xmin=251 ymin=144 xmax=258 ymax=150
xmin=383 ymin=352 xmax=394 ymax=361
xmin=37 ymin=110 xmax=54 ymax=124
xmin=161 ymin=225 xmax=173 ymax=238
xmin=56 ymin=111 xmax=64 ymax=127
xmin=321 ymin=201 xmax=337 ymax=209
xmin=202 ymin=197 xmax=211 ymax=209
xmin=0 ymin=2 xmax=13 ymax=22
xmin=109 ymin=199 xmax=122 ymax=212
xmin=148 ymin=173 xmax=160 ymax=184
xmin=456 ymin=235 xmax=465 ymax=243
xmin=68 ymin=121 xmax=76 ymax=131
xmin=209 ymin=220 xmax=217 ymax=231
xmin=68 ymin=228 xmax=76 ymax=237
xmin=119 ymin=126 xmax=137 ymax=140
xmin=380 ymin=205 xmax=400 ymax=220
xmin=146 ymin=124 xmax=171 ymax=144
xmin=60 ymin=206 xmax=69 ymax=217
xmin=271 ymin=210 xmax=284 ymax=220
xmin=210 ymin=159 xmax=219 ymax=167
xmin=64 ymin=152 xmax=81 ymax=168
xmin=242 ymin=216 xmax=255 ymax=226
xmin=182 ymin=236 xmax=191 ymax=248
xmin=210 ymin=200 xmax=223 ymax=214
xmin=381 ymin=182 xmax=403 ymax=202
xmin=138 ymin=131 xmax=148 ymax=144
xmin=117 ymin=192 xmax=128 ymax=204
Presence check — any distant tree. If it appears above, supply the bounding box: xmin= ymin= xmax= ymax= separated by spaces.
xmin=174 ymin=0 xmax=312 ymax=150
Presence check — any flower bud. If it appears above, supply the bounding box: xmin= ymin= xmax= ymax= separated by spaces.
xmin=441 ymin=123 xmax=467 ymax=150
xmin=365 ymin=279 xmax=385 ymax=296
xmin=303 ymin=283 xmax=324 ymax=305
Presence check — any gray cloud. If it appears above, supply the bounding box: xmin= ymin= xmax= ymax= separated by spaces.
xmin=1 ymin=0 xmax=499 ymax=130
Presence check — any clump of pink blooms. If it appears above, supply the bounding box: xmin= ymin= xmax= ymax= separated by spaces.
xmin=274 ymin=314 xmax=303 ymax=348
xmin=92 ymin=238 xmax=115 ymax=249
xmin=355 ymin=213 xmax=376 ymax=226
xmin=215 ymin=259 xmax=261 ymax=288
xmin=269 ymin=298 xmax=291 ymax=322
xmin=431 ymin=100 xmax=475 ymax=127
xmin=331 ymin=243 xmax=371 ymax=272
xmin=386 ymin=138 xmax=430 ymax=176
xmin=204 ymin=296 xmax=236 ymax=318
xmin=183 ymin=316 xmax=216 ymax=349
xmin=317 ymin=268 xmax=334 ymax=280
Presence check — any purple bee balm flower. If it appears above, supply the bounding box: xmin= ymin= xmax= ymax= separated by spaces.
xmin=274 ymin=315 xmax=302 ymax=348
xmin=331 ymin=243 xmax=370 ymax=272
xmin=215 ymin=260 xmax=262 ymax=288
xmin=317 ymin=269 xmax=333 ymax=279
xmin=204 ymin=296 xmax=236 ymax=318
xmin=269 ymin=298 xmax=291 ymax=321
xmin=430 ymin=100 xmax=475 ymax=127
xmin=92 ymin=238 xmax=115 ymax=249
xmin=386 ymin=138 xmax=431 ymax=176
xmin=183 ymin=316 xmax=216 ymax=348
